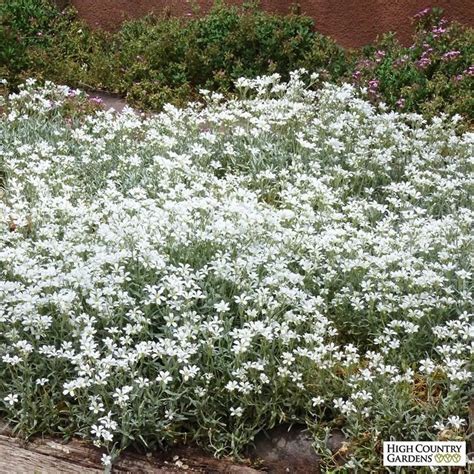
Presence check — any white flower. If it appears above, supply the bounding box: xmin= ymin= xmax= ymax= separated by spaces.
xmin=351 ymin=390 xmax=372 ymax=402
xmin=333 ymin=398 xmax=356 ymax=416
xmin=134 ymin=377 xmax=150 ymax=387
xmin=113 ymin=386 xmax=133 ymax=407
xmin=225 ymin=381 xmax=239 ymax=392
xmin=214 ymin=301 xmax=230 ymax=313
xmin=156 ymin=370 xmax=173 ymax=385
xmin=101 ymin=454 xmax=112 ymax=467
xmin=91 ymin=424 xmax=104 ymax=439
xmin=311 ymin=396 xmax=324 ymax=407
xmin=4 ymin=394 xmax=19 ymax=406
xmin=419 ymin=358 xmax=436 ymax=375
xmin=89 ymin=396 xmax=105 ymax=414
xmin=62 ymin=381 xmax=77 ymax=397
xmin=447 ymin=416 xmax=466 ymax=430
xmin=180 ymin=365 xmax=200 ymax=382
xmin=195 ymin=387 xmax=207 ymax=397
xmin=230 ymin=407 xmax=244 ymax=417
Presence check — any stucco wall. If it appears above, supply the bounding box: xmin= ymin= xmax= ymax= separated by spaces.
xmin=70 ymin=0 xmax=474 ymax=48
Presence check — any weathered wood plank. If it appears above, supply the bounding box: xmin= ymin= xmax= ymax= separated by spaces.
xmin=0 ymin=423 xmax=262 ymax=474
xmin=0 ymin=435 xmax=101 ymax=474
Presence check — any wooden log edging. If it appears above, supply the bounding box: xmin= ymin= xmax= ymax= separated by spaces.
xmin=0 ymin=423 xmax=262 ymax=474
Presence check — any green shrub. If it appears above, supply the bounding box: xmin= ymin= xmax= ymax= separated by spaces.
xmin=111 ymin=15 xmax=194 ymax=106
xmin=0 ymin=0 xmax=58 ymax=82
xmin=109 ymin=2 xmax=321 ymax=108
xmin=0 ymin=0 xmax=112 ymax=91
xmin=27 ymin=12 xmax=114 ymax=90
xmin=187 ymin=3 xmax=315 ymax=88
xmin=300 ymin=33 xmax=349 ymax=80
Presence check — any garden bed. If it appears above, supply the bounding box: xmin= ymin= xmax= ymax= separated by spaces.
xmin=0 ymin=73 xmax=472 ymax=471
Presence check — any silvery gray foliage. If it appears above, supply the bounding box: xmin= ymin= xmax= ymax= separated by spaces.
xmin=0 ymin=72 xmax=472 ymax=469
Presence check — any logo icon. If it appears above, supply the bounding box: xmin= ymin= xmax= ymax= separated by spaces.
xmin=434 ymin=453 xmax=461 ymax=463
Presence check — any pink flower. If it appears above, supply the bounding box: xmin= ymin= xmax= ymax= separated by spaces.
xmin=375 ymin=50 xmax=386 ymax=63
xmin=415 ymin=57 xmax=431 ymax=69
xmin=432 ymin=19 xmax=448 ymax=37
xmin=464 ymin=66 xmax=474 ymax=76
xmin=442 ymin=50 xmax=461 ymax=61
xmin=368 ymin=79 xmax=379 ymax=96
xmin=422 ymin=43 xmax=433 ymax=53
xmin=432 ymin=26 xmax=446 ymax=37
xmin=414 ymin=7 xmax=431 ymax=20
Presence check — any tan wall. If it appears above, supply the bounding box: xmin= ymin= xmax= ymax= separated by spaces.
xmin=70 ymin=0 xmax=474 ymax=48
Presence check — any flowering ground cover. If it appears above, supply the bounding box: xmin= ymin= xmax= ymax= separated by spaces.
xmin=0 ymin=73 xmax=472 ymax=471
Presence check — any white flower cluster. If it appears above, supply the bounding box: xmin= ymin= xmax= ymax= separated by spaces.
xmin=0 ymin=72 xmax=472 ymax=466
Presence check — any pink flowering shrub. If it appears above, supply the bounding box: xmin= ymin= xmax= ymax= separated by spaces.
xmin=351 ymin=7 xmax=473 ymax=125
